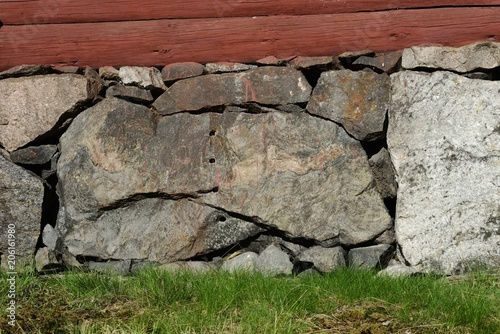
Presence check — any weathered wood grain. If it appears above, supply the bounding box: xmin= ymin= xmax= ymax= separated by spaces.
xmin=0 ymin=7 xmax=498 ymax=70
xmin=0 ymin=0 xmax=499 ymax=24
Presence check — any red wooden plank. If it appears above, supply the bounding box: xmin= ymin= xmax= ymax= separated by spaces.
xmin=0 ymin=7 xmax=498 ymax=70
xmin=0 ymin=0 xmax=499 ymax=24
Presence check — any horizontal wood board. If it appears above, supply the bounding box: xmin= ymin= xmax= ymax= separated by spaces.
xmin=1 ymin=0 xmax=499 ymax=24
xmin=0 ymin=4 xmax=499 ymax=70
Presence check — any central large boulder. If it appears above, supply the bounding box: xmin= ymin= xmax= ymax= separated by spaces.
xmin=57 ymin=98 xmax=391 ymax=263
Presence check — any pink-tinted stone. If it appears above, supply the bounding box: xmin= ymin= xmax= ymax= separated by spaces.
xmin=161 ymin=62 xmax=205 ymax=81
xmin=153 ymin=66 xmax=312 ymax=115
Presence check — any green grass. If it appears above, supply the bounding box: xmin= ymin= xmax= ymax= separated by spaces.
xmin=1 ymin=267 xmax=498 ymax=333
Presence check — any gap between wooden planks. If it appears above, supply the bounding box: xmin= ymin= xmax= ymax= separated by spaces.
xmin=0 ymin=7 xmax=499 ymax=70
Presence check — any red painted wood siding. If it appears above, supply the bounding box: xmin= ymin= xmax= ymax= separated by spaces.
xmin=0 ymin=1 xmax=499 ymax=70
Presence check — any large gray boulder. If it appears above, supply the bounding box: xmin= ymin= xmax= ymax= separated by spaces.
xmin=203 ymin=111 xmax=392 ymax=245
xmin=0 ymin=152 xmax=44 ymax=268
xmin=57 ymin=98 xmax=391 ymax=264
xmin=153 ymin=67 xmax=312 ymax=115
xmin=388 ymin=71 xmax=500 ymax=274
xmin=0 ymin=74 xmax=102 ymax=151
xmin=402 ymin=42 xmax=500 ymax=72
xmin=57 ymin=98 xmax=262 ymax=263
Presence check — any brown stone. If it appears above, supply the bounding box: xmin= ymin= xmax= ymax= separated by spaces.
xmin=10 ymin=145 xmax=58 ymax=165
xmin=307 ymin=70 xmax=390 ymax=141
xmin=368 ymin=148 xmax=397 ymax=199
xmin=161 ymin=62 xmax=205 ymax=81
xmin=99 ymin=66 xmax=120 ymax=80
xmin=288 ymin=56 xmax=338 ymax=69
xmin=153 ymin=67 xmax=312 ymax=115
xmin=255 ymin=56 xmax=283 ymax=65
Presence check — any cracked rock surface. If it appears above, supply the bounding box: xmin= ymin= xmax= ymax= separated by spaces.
xmin=388 ymin=71 xmax=500 ymax=274
xmin=57 ymin=97 xmax=391 ymax=263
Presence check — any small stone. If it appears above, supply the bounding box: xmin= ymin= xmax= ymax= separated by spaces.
xmin=10 ymin=145 xmax=57 ymax=165
xmin=297 ymin=246 xmax=346 ymax=273
xmin=205 ymin=62 xmax=257 ymax=73
xmin=106 ymin=85 xmax=154 ymax=103
xmin=202 ymin=212 xmax=264 ymax=253
xmin=368 ymin=148 xmax=397 ymax=199
xmin=221 ymin=252 xmax=258 ymax=272
xmin=35 ymin=247 xmax=60 ymax=272
xmin=42 ymin=224 xmax=58 ymax=250
xmin=307 ymin=70 xmax=390 ymax=141
xmin=89 ymin=260 xmax=131 ymax=275
xmin=99 ymin=66 xmax=120 ymax=80
xmin=280 ymin=241 xmax=306 ymax=257
xmin=119 ymin=66 xmax=166 ymax=90
xmin=0 ymin=65 xmax=51 ymax=79
xmin=255 ymin=56 xmax=283 ymax=65
xmin=353 ymin=51 xmax=402 ymax=73
xmin=374 ymin=229 xmax=396 ymax=245
xmin=402 ymin=42 xmax=500 ymax=72
xmin=161 ymin=62 xmax=205 ymax=81
xmin=60 ymin=248 xmax=82 ymax=269
xmin=52 ymin=66 xmax=80 ymax=74
xmin=256 ymin=245 xmax=293 ymax=276
xmin=338 ymin=50 xmax=375 ymax=65
xmin=288 ymin=56 xmax=337 ymax=69
xmin=347 ymin=244 xmax=394 ymax=269
xmin=42 ymin=151 xmax=59 ymax=181
xmin=84 ymin=67 xmax=107 ymax=89
xmin=246 ymin=235 xmax=306 ymax=257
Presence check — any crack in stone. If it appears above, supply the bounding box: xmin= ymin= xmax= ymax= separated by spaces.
xmin=192 ymin=199 xmax=324 ymax=248
xmin=305 ymin=110 xmax=359 ymax=141
xmin=95 ymin=189 xmax=216 ymax=215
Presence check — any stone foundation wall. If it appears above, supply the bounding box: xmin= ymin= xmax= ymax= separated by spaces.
xmin=1 ymin=42 xmax=499 ymax=276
